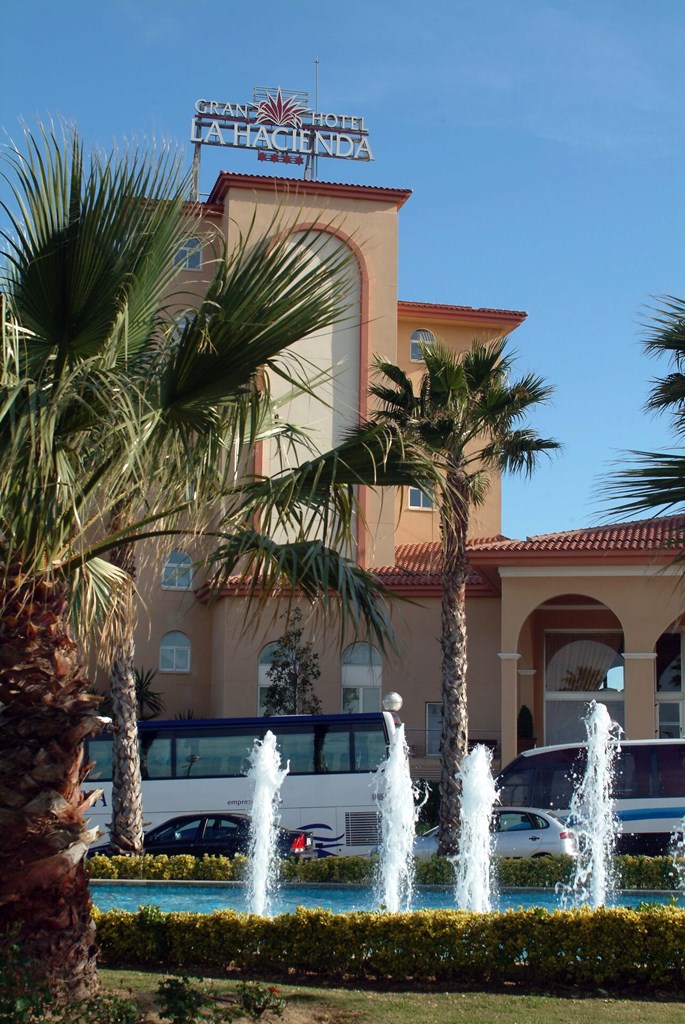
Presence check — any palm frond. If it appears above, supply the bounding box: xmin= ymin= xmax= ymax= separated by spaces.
xmin=68 ymin=555 xmax=132 ymax=657
xmin=601 ymin=450 xmax=685 ymax=519
xmin=1 ymin=123 xmax=191 ymax=377
xmin=644 ymin=295 xmax=685 ymax=369
xmin=205 ymin=528 xmax=395 ymax=653
xmin=232 ymin=421 xmax=439 ymax=549
xmin=480 ymin=431 xmax=561 ymax=476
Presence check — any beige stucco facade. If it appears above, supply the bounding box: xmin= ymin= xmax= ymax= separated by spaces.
xmin=117 ymin=170 xmax=685 ymax=781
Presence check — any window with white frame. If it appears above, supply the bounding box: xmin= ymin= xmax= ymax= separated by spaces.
xmin=544 ymin=631 xmax=624 ymax=744
xmin=410 ymin=328 xmax=435 ymax=362
xmin=159 ymin=631 xmax=191 ymax=673
xmin=170 ymin=309 xmax=193 ymax=343
xmin=341 ymin=643 xmax=382 ymax=713
xmin=161 ymin=550 xmax=193 ymax=590
xmin=426 ymin=702 xmax=442 ymax=756
xmin=174 ymin=236 xmax=203 ymax=270
xmin=656 ymin=632 xmax=683 ymax=738
xmin=408 ymin=487 xmax=434 ymax=510
xmin=258 ymin=642 xmax=279 ymax=714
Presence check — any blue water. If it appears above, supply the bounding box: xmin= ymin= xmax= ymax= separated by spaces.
xmin=91 ymin=882 xmax=684 ymax=916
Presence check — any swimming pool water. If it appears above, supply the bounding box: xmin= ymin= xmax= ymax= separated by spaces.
xmin=90 ymin=882 xmax=683 ymax=916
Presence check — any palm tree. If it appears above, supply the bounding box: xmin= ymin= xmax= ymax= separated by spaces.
xmin=370 ymin=338 xmax=559 ymax=855
xmin=0 ymin=127 xmax=437 ymax=1001
xmin=605 ymin=295 xmax=685 ymax=518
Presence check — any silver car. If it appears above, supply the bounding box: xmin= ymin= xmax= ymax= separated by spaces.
xmin=413 ymin=807 xmax=577 ymax=859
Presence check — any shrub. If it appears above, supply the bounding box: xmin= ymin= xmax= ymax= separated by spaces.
xmin=87 ymin=851 xmax=685 ymax=890
xmin=95 ymin=904 xmax=685 ymax=992
xmin=0 ymin=930 xmax=50 ymax=1023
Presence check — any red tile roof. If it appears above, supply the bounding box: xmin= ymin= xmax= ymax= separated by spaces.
xmin=370 ymin=542 xmax=498 ymax=596
xmin=202 ymin=516 xmax=685 ymax=601
xmin=398 ymin=300 xmax=527 ymax=326
xmin=366 ymin=516 xmax=685 ymax=593
xmin=478 ymin=515 xmax=685 ymax=555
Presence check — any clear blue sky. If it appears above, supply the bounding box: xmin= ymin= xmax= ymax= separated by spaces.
xmin=3 ymin=0 xmax=684 ymax=539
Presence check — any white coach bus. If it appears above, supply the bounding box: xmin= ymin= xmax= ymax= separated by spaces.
xmin=84 ymin=711 xmax=397 ymax=857
xmin=497 ymin=738 xmax=685 ymax=855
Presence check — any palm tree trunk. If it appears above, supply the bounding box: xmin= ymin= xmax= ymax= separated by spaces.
xmin=0 ymin=572 xmax=102 ymax=1001
xmin=437 ymin=473 xmax=470 ymax=856
xmin=108 ymin=538 xmax=145 ymax=856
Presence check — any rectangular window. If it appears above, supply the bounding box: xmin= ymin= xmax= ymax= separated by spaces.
xmin=655 ymin=743 xmax=685 ymax=795
xmin=274 ymin=728 xmax=316 ymax=773
xmin=175 ymin=730 xmax=256 ymax=778
xmin=342 ymin=686 xmax=381 ymax=714
xmin=613 ymin=747 xmax=651 ymax=799
xmin=408 ymin=487 xmax=434 ymax=510
xmin=258 ymin=686 xmax=269 ymax=715
xmin=140 ymin=734 xmax=173 ymax=779
xmin=426 ymin=702 xmax=441 ymax=756
xmin=86 ymin=737 xmax=113 ymax=781
xmin=316 ymin=727 xmax=352 ymax=773
xmin=657 ymin=703 xmax=681 ymax=739
xmin=545 ymin=697 xmax=625 ymax=746
xmin=159 ymin=647 xmax=190 ymax=673
xmin=657 ymin=633 xmax=682 ymax=692
xmin=351 ymin=724 xmax=387 ymax=771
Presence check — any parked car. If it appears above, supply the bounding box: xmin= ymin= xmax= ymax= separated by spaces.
xmin=88 ymin=812 xmax=313 ymax=860
xmin=413 ymin=807 xmax=577 ymax=860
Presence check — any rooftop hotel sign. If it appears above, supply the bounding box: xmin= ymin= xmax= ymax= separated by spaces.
xmin=190 ymin=86 xmax=373 ymax=177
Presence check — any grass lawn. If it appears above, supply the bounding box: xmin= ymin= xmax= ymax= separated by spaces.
xmin=100 ymin=969 xmax=685 ymax=1023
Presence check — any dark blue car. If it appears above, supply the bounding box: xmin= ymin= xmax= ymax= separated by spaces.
xmin=89 ymin=812 xmax=312 ymax=860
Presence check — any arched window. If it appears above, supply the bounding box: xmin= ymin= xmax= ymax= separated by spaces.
xmin=258 ymin=642 xmax=279 ymax=714
xmin=410 ymin=328 xmax=435 ymax=362
xmin=170 ymin=309 xmax=193 ymax=342
xmin=174 ymin=236 xmax=203 ymax=270
xmin=341 ymin=643 xmax=382 ymax=713
xmin=162 ymin=550 xmax=193 ymax=590
xmin=159 ymin=631 xmax=191 ymax=673
xmin=544 ymin=632 xmax=624 ymax=744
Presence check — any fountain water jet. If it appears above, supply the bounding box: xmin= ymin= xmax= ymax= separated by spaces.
xmin=454 ymin=744 xmax=499 ymax=912
xmin=373 ymin=722 xmax=418 ymax=912
xmin=246 ymin=730 xmax=289 ymax=916
xmin=560 ymin=700 xmax=621 ymax=909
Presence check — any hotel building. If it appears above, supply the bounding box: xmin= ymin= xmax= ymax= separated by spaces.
xmin=123 ymin=167 xmax=685 ymax=776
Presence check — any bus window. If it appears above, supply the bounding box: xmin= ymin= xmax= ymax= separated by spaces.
xmin=176 ymin=729 xmax=255 ymax=778
xmin=499 ymin=766 xmax=534 ymax=806
xmin=316 ymin=727 xmax=352 ymax=773
xmin=352 ymin=724 xmax=387 ymax=771
xmin=654 ymin=743 xmax=685 ymax=797
xmin=543 ymin=767 xmax=577 ymax=809
xmin=275 ymin=729 xmax=316 ymax=773
xmin=614 ymin=747 xmax=651 ymax=799
xmin=86 ymin=737 xmax=113 ymax=781
xmin=140 ymin=733 xmax=173 ymax=779
xmin=529 ymin=749 xmax=584 ymax=809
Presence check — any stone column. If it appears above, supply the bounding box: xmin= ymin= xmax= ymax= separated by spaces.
xmin=622 ymin=652 xmax=657 ymax=739
xmin=499 ymin=652 xmax=521 ymax=768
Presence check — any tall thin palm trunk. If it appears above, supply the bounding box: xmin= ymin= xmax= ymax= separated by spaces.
xmin=0 ymin=572 xmax=103 ymax=1001
xmin=437 ymin=470 xmax=470 ymax=855
xmin=108 ymin=538 xmax=145 ymax=856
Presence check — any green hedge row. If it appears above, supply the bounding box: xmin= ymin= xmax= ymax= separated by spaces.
xmin=87 ymin=853 xmax=682 ymax=890
xmin=94 ymin=904 xmax=685 ymax=991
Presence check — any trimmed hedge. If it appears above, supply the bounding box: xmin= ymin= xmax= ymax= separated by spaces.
xmin=94 ymin=904 xmax=685 ymax=991
xmin=87 ymin=853 xmax=249 ymax=881
xmin=87 ymin=853 xmax=683 ymax=890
